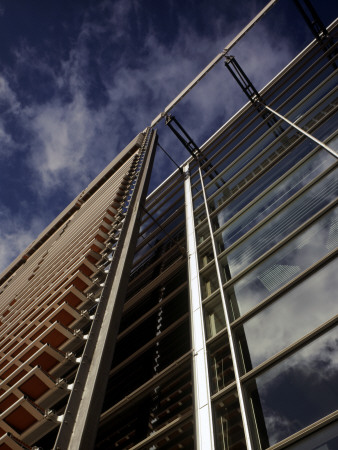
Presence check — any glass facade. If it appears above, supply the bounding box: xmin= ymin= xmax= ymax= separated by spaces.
xmin=93 ymin=21 xmax=337 ymax=449
xmin=0 ymin=9 xmax=336 ymax=450
xmin=184 ymin=23 xmax=337 ymax=450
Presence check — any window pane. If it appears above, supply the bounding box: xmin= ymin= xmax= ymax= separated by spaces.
xmin=196 ymin=223 xmax=210 ymax=245
xmin=204 ymin=295 xmax=226 ymax=339
xmin=213 ymin=391 xmax=246 ymax=450
xmin=198 ymin=244 xmax=214 ymax=270
xmin=206 ymin=122 xmax=287 ymax=199
xmin=193 ymin=192 xmax=204 ymax=209
xmin=214 ymin=149 xmax=335 ymax=247
xmin=287 ymin=421 xmax=338 ymax=450
xmin=236 ymin=258 xmax=337 ymax=372
xmin=287 ymin=72 xmax=337 ymax=122
xmin=200 ymin=264 xmax=219 ymax=300
xmin=225 ymin=168 xmax=337 ymax=277
xmin=225 ymin=206 xmax=337 ymax=318
xmin=276 ymin=51 xmax=335 ymax=115
xmin=312 ymin=110 xmax=338 ymax=143
xmin=246 ymin=327 xmax=338 ymax=448
xmin=212 ymin=138 xmax=320 ymax=250
xmin=207 ymin=129 xmax=294 ymax=212
xmin=208 ymin=334 xmax=234 ymax=394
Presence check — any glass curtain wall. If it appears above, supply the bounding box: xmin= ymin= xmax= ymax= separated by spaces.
xmin=188 ymin=26 xmax=337 ymax=450
xmin=94 ymin=23 xmax=337 ymax=450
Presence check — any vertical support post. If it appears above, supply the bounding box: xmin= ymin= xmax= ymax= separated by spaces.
xmin=184 ymin=164 xmax=215 ymax=450
xmin=198 ymin=165 xmax=253 ymax=450
xmin=54 ymin=129 xmax=157 ymax=450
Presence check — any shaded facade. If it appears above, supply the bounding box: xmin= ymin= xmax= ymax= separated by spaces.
xmin=0 ymin=11 xmax=337 ymax=450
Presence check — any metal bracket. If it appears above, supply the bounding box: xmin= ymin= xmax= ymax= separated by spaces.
xmin=165 ymin=115 xmax=224 ymax=183
xmin=225 ymin=55 xmax=283 ymax=134
xmin=293 ymin=0 xmax=337 ymax=67
xmin=165 ymin=115 xmax=201 ymax=160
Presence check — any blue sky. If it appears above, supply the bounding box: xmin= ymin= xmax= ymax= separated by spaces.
xmin=0 ymin=0 xmax=336 ymax=272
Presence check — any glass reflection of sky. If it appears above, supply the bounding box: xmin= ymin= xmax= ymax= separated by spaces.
xmin=279 ymin=63 xmax=335 ymax=117
xmin=211 ymin=137 xmax=312 ymax=240
xmin=287 ymin=421 xmax=338 ymax=450
xmin=226 ymin=168 xmax=337 ymax=277
xmin=313 ymin=110 xmax=338 ymax=143
xmin=287 ymin=72 xmax=337 ymax=122
xmin=227 ymin=207 xmax=337 ymax=317
xmin=239 ymin=258 xmax=337 ymax=369
xmin=218 ymin=149 xmax=334 ymax=249
xmin=205 ymin=72 xmax=336 ymax=202
xmin=248 ymin=327 xmax=338 ymax=447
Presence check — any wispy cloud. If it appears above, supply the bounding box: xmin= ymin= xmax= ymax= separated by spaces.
xmin=0 ymin=1 xmax=296 ymax=271
xmin=0 ymin=206 xmax=45 ymax=274
xmin=21 ymin=3 xmax=293 ymax=189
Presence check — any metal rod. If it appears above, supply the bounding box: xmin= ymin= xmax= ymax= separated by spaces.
xmin=141 ymin=205 xmax=186 ymax=256
xmin=165 ymin=115 xmax=200 ymax=159
xmin=262 ymin=103 xmax=338 ymax=158
xmin=165 ymin=115 xmax=224 ymax=185
xmin=292 ymin=0 xmax=337 ymax=68
xmin=197 ymin=164 xmax=254 ymax=450
xmin=224 ymin=55 xmax=283 ymax=133
xmin=151 ymin=0 xmax=280 ymax=127
xmin=157 ymin=142 xmax=184 ymax=174
xmin=293 ymin=0 xmax=328 ymax=42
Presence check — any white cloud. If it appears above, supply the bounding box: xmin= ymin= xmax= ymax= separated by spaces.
xmin=0 ymin=75 xmax=20 ymax=157
xmin=27 ymin=95 xmax=96 ymax=192
xmin=0 ymin=75 xmax=19 ymax=112
xmin=265 ymin=411 xmax=299 ymax=446
xmin=0 ymin=207 xmax=45 ymax=273
xmin=9 ymin=3 xmax=293 ymax=195
xmin=0 ymin=2 xmax=296 ymax=270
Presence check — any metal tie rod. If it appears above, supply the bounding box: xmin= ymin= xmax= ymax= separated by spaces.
xmin=262 ymin=103 xmax=338 ymax=159
xmin=141 ymin=205 xmax=186 ymax=257
xmin=151 ymin=0 xmax=279 ymax=127
xmin=157 ymin=142 xmax=184 ymax=174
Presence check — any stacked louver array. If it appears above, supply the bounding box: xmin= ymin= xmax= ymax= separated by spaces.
xmin=0 ymin=133 xmax=146 ymax=449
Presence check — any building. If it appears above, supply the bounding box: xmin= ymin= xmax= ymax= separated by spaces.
xmin=0 ymin=3 xmax=337 ymax=449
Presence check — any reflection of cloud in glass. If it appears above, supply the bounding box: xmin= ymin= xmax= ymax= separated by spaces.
xmin=227 ymin=168 xmax=337 ymax=277
xmin=219 ymin=149 xmax=334 ymax=244
xmin=241 ymin=258 xmax=337 ymax=368
xmin=227 ymin=207 xmax=337 ymax=316
xmin=230 ymin=172 xmax=337 ymax=277
xmin=264 ymin=410 xmax=299 ymax=445
xmin=250 ymin=328 xmax=338 ymax=445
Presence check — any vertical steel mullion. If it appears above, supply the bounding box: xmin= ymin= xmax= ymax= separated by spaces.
xmin=184 ymin=164 xmax=215 ymax=450
xmin=198 ymin=165 xmax=253 ymax=450
xmin=54 ymin=129 xmax=157 ymax=450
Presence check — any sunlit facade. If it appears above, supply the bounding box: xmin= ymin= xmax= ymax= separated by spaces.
xmin=0 ymin=13 xmax=337 ymax=450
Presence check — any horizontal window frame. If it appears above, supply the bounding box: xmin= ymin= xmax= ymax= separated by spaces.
xmin=229 ymin=249 xmax=337 ymax=329
xmin=239 ymin=316 xmax=337 ymax=386
xmin=199 ymin=85 xmax=338 ymax=217
xmin=267 ymin=410 xmax=338 ymax=450
xmin=214 ymin=164 xmax=337 ymax=273
xmin=219 ymin=199 xmax=337 ymax=293
xmin=196 ymin=45 xmax=337 ymax=186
